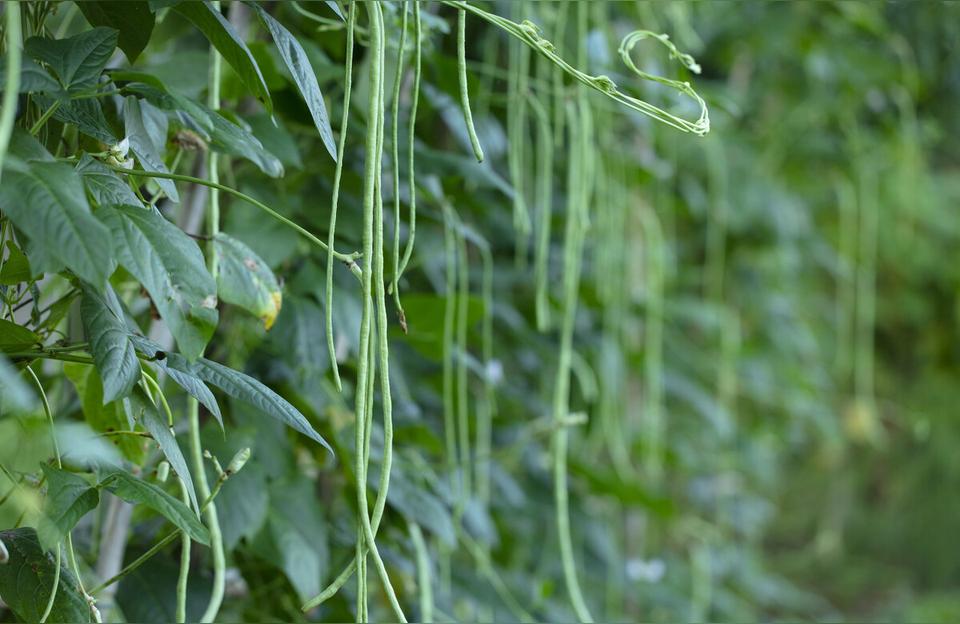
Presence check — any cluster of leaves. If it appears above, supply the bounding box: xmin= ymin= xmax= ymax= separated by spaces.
xmin=0 ymin=1 xmax=958 ymax=623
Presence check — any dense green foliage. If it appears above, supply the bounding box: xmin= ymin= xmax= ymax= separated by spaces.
xmin=0 ymin=1 xmax=958 ymax=622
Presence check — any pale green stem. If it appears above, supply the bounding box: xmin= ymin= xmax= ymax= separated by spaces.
xmin=176 ymin=477 xmax=191 ymax=624
xmin=106 ymin=166 xmax=362 ymax=267
xmin=29 ymin=100 xmax=60 ymax=136
xmin=189 ymin=10 xmax=226 ymax=618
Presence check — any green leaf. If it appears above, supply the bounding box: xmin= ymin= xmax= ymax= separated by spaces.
xmin=46 ymin=95 xmax=118 ymax=144
xmin=97 ymin=204 xmax=217 ymax=361
xmin=324 ymin=0 xmax=344 ymax=21
xmin=37 ymin=465 xmax=100 ymax=551
xmin=7 ymin=127 xmax=54 ymax=162
xmin=77 ymin=2 xmax=155 ymax=63
xmin=123 ymin=82 xmax=282 ymax=176
xmin=190 ymin=358 xmax=331 ymax=452
xmin=24 ymin=27 xmax=118 ymax=93
xmin=382 ymin=462 xmax=456 ymax=546
xmin=37 ymin=290 xmax=81 ymax=334
xmin=129 ymin=391 xmax=200 ymax=513
xmin=269 ymin=296 xmax=329 ymax=388
xmin=264 ymin=476 xmax=328 ymax=602
xmin=128 ymin=335 xmax=222 ymax=423
xmin=245 ymin=112 xmax=302 ymax=170
xmin=214 ymin=232 xmax=282 ymax=329
xmin=0 ymin=528 xmax=93 ymax=623
xmin=99 ymin=471 xmax=209 ymax=545
xmin=63 ymin=363 xmax=147 ymax=464
xmin=0 ymin=158 xmax=115 ymax=287
xmin=0 ymin=354 xmax=34 ymax=411
xmin=0 ymin=318 xmax=40 ymax=352
xmin=213 ymin=460 xmax=267 ymax=550
xmin=130 ymin=339 xmax=328 ymax=452
xmin=249 ymin=2 xmax=336 ymax=161
xmin=0 ymin=57 xmax=60 ymax=93
xmin=114 ymin=546 xmax=210 ymax=623
xmin=173 ymin=1 xmax=272 ymax=113
xmin=124 ymin=96 xmax=179 ymax=202
xmin=76 ymin=154 xmax=142 ymax=207
xmin=0 ymin=240 xmax=34 ymax=285
xmin=205 ymin=108 xmax=282 ymax=177
xmin=80 ymin=283 xmax=141 ymax=403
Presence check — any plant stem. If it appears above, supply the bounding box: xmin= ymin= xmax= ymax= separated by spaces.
xmin=192 ymin=14 xmax=226 ymax=619
xmin=106 ymin=165 xmax=363 ymax=267
xmin=442 ymin=0 xmax=709 ymax=135
xmin=26 ymin=365 xmax=95 ymax=621
xmin=89 ymin=479 xmax=224 ymax=596
xmin=29 ymin=100 xmax=61 ymax=136
xmin=175 ymin=477 xmax=191 ymax=624
xmin=39 ymin=543 xmax=62 ymax=623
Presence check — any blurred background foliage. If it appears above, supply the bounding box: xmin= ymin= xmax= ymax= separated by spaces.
xmin=2 ymin=1 xmax=960 ymax=622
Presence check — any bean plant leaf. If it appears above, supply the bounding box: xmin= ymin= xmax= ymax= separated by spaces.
xmin=129 ymin=391 xmax=201 ymax=513
xmin=324 ymin=0 xmax=345 ymax=21
xmin=48 ymin=95 xmax=118 ymax=144
xmin=37 ymin=465 xmax=100 ymax=551
xmin=76 ymin=154 xmax=143 ymax=207
xmin=0 ymin=57 xmax=60 ymax=93
xmin=0 ymin=158 xmax=114 ymax=287
xmin=381 ymin=463 xmax=456 ymax=546
xmin=248 ymin=2 xmax=337 ymax=161
xmin=80 ymin=284 xmax=141 ymax=404
xmin=0 ymin=528 xmax=93 ymax=623
xmin=173 ymin=1 xmax=272 ymax=113
xmin=99 ymin=471 xmax=210 ymax=545
xmin=37 ymin=291 xmax=81 ymax=335
xmin=24 ymin=27 xmax=118 ymax=93
xmin=131 ymin=335 xmax=328 ymax=452
xmin=0 ymin=319 xmax=40 ymax=352
xmin=0 ymin=241 xmax=33 ymax=286
xmin=7 ymin=127 xmax=54 ymax=162
xmin=0 ymin=243 xmax=31 ymax=285
xmin=214 ymin=232 xmax=282 ymax=329
xmin=264 ymin=476 xmax=328 ymax=602
xmin=205 ymin=108 xmax=283 ymax=177
xmin=122 ymin=82 xmax=282 ymax=176
xmin=97 ymin=204 xmax=218 ymax=361
xmin=190 ymin=358 xmax=331 ymax=452
xmin=124 ymin=96 xmax=179 ymax=202
xmin=128 ymin=335 xmax=222 ymax=423
xmin=77 ymin=2 xmax=155 ymax=63
xmin=213 ymin=461 xmax=268 ymax=550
